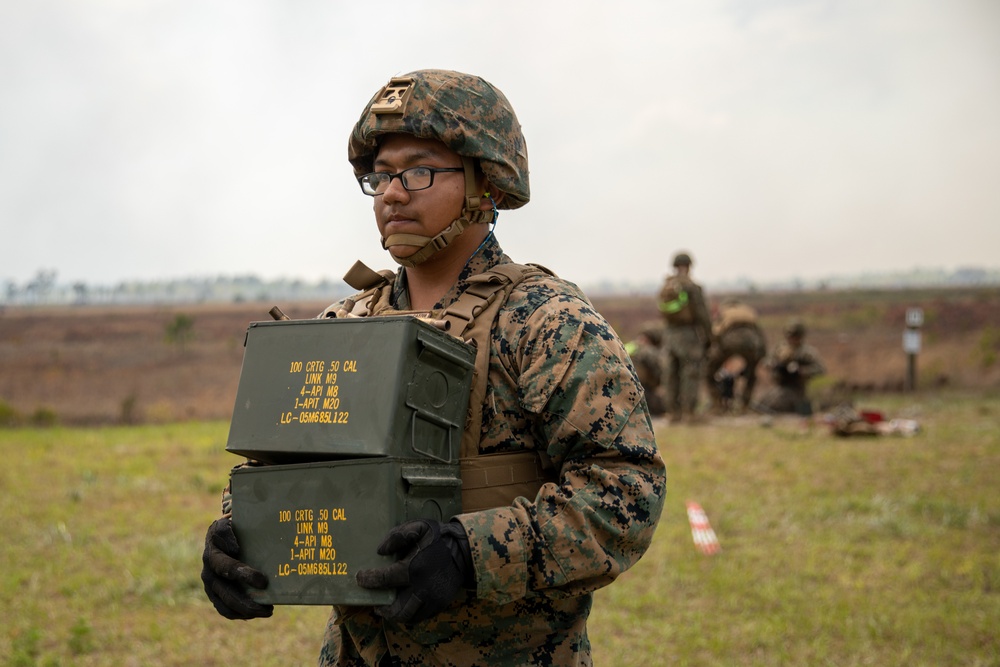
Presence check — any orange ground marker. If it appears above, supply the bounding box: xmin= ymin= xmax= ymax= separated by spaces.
xmin=686 ymin=501 xmax=721 ymax=555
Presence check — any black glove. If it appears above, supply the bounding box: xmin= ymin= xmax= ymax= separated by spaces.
xmin=355 ymin=519 xmax=473 ymax=624
xmin=201 ymin=517 xmax=274 ymax=620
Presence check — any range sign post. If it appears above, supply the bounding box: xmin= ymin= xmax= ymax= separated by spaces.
xmin=903 ymin=308 xmax=923 ymax=391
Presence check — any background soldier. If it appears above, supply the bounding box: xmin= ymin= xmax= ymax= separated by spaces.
xmin=626 ymin=323 xmax=667 ymax=416
xmin=201 ymin=69 xmax=666 ymax=666
xmin=705 ymin=298 xmax=767 ymax=413
xmin=756 ymin=320 xmax=826 ymax=416
xmin=658 ymin=251 xmax=713 ymax=423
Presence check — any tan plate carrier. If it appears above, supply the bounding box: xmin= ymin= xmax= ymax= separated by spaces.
xmin=337 ymin=261 xmax=559 ymax=512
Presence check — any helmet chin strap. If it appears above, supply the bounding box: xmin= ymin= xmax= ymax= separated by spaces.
xmin=382 ymin=157 xmax=495 ymax=268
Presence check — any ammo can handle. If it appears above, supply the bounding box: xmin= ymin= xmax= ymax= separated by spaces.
xmin=401 ymin=468 xmax=463 ymax=487
xmin=410 ymin=411 xmax=459 ymax=464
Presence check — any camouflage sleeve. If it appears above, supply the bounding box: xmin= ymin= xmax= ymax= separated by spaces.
xmin=797 ymin=345 xmax=826 ymax=379
xmin=456 ymin=290 xmax=666 ymax=606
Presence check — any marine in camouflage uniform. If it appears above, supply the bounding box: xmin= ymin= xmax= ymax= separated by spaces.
xmin=658 ymin=252 xmax=713 ymax=422
xmin=705 ymin=299 xmax=767 ymax=412
xmin=200 ymin=69 xmax=666 ymax=667
xmin=318 ymin=234 xmax=664 ymax=666
xmin=755 ymin=320 xmax=826 ymax=416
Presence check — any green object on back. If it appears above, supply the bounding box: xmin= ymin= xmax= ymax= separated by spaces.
xmin=659 ymin=290 xmax=689 ymax=314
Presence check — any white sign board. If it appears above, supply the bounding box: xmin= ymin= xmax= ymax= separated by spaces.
xmin=903 ymin=329 xmax=922 ymax=354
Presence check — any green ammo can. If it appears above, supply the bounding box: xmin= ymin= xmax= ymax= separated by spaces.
xmin=225 ymin=316 xmax=475 ymax=605
xmin=226 ymin=317 xmax=475 ymax=464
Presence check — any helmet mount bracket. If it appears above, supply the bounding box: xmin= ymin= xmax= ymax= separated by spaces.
xmin=371 ymin=77 xmax=415 ymax=116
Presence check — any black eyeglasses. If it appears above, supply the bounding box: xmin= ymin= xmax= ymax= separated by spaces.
xmin=357 ymin=166 xmax=464 ymax=196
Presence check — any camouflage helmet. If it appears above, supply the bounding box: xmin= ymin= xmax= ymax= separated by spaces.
xmin=672 ymin=252 xmax=693 ymax=267
xmin=348 ymin=69 xmax=529 ymax=210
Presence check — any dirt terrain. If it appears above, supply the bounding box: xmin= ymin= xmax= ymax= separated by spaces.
xmin=1 ymin=286 xmax=998 ymax=425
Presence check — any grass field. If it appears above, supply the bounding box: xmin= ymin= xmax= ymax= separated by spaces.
xmin=2 ymin=391 xmax=998 ymax=666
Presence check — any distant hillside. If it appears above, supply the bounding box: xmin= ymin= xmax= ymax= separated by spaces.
xmin=1 ymin=286 xmax=997 ymax=426
xmin=3 ymin=265 xmax=999 ymax=306
xmin=1 ymin=272 xmax=354 ymax=307
xmin=587 ymin=266 xmax=1000 ymax=296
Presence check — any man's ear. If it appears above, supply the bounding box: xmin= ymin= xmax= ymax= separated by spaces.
xmin=479 ymin=185 xmax=505 ymax=211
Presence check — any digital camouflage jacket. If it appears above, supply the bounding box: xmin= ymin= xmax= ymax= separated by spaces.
xmin=317 ymin=235 xmax=666 ymax=666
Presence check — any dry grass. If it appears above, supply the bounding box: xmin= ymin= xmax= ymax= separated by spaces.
xmin=1 ymin=289 xmax=998 ymax=664
xmin=592 ymin=391 xmax=1000 ymax=666
xmin=2 ymin=390 xmax=998 ymax=665
xmin=0 ymin=421 xmax=333 ymax=666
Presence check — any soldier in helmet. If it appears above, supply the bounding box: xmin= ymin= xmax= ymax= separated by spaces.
xmin=755 ymin=319 xmax=826 ymax=416
xmin=658 ymin=251 xmax=713 ymax=423
xmin=705 ymin=298 xmax=767 ymax=413
xmin=200 ymin=69 xmax=665 ymax=666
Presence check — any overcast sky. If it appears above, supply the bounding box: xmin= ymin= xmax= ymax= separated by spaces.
xmin=2 ymin=0 xmax=998 ymax=291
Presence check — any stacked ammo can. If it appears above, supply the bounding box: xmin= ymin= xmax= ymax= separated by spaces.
xmin=225 ymin=316 xmax=475 ymax=605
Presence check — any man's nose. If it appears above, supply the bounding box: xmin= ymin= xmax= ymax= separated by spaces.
xmin=380 ymin=174 xmax=410 ymax=203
